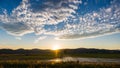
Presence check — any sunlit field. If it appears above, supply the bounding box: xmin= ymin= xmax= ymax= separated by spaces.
xmin=0 ymin=49 xmax=120 ymax=68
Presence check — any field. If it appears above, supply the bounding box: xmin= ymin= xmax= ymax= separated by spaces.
xmin=0 ymin=53 xmax=120 ymax=60
xmin=0 ymin=54 xmax=120 ymax=68
xmin=0 ymin=49 xmax=120 ymax=68
xmin=0 ymin=61 xmax=120 ymax=68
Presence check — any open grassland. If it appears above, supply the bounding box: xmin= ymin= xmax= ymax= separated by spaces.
xmin=0 ymin=54 xmax=56 ymax=60
xmin=0 ymin=49 xmax=120 ymax=68
xmin=0 ymin=61 xmax=120 ymax=68
xmin=66 ymin=53 xmax=120 ymax=58
xmin=0 ymin=54 xmax=120 ymax=68
xmin=0 ymin=53 xmax=120 ymax=60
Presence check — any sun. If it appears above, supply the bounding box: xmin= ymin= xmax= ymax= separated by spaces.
xmin=52 ymin=44 xmax=60 ymax=50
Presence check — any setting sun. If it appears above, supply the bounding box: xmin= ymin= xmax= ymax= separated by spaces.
xmin=52 ymin=44 xmax=60 ymax=50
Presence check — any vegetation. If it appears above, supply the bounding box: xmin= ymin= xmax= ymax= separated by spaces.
xmin=0 ymin=48 xmax=120 ymax=68
xmin=0 ymin=48 xmax=120 ymax=55
xmin=0 ymin=53 xmax=120 ymax=61
xmin=0 ymin=48 xmax=120 ymax=60
xmin=0 ymin=61 xmax=120 ymax=68
xmin=64 ymin=53 xmax=120 ymax=58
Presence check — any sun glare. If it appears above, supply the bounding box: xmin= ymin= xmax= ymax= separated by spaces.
xmin=52 ymin=44 xmax=60 ymax=50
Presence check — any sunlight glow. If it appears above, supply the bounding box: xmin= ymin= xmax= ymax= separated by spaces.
xmin=52 ymin=44 xmax=60 ymax=50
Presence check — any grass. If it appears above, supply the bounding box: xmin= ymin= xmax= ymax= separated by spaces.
xmin=0 ymin=60 xmax=120 ymax=68
xmin=65 ymin=53 xmax=120 ymax=58
xmin=0 ymin=52 xmax=120 ymax=68
xmin=0 ymin=53 xmax=120 ymax=60
xmin=0 ymin=53 xmax=56 ymax=60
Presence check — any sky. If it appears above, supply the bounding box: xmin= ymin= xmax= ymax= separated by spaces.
xmin=0 ymin=0 xmax=120 ymax=49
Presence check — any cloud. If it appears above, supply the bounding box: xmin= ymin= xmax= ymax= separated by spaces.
xmin=0 ymin=0 xmax=80 ymax=36
xmin=0 ymin=0 xmax=120 ymax=40
xmin=0 ymin=22 xmax=33 ymax=36
xmin=57 ymin=0 xmax=120 ymax=39
xmin=34 ymin=36 xmax=47 ymax=43
xmin=57 ymin=30 xmax=120 ymax=40
xmin=15 ymin=37 xmax=22 ymax=40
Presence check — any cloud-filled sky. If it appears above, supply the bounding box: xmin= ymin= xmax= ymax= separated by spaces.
xmin=0 ymin=0 xmax=120 ymax=49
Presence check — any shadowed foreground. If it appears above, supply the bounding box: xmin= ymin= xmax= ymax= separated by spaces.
xmin=0 ymin=61 xmax=120 ymax=68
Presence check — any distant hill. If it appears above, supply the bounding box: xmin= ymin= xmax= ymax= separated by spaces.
xmin=61 ymin=48 xmax=120 ymax=54
xmin=0 ymin=48 xmax=120 ymax=54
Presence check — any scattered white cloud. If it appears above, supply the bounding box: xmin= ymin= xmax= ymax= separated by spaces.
xmin=0 ymin=0 xmax=81 ymax=36
xmin=56 ymin=0 xmax=120 ymax=39
xmin=0 ymin=0 xmax=120 ymax=40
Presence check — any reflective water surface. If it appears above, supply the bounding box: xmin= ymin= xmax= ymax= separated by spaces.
xmin=49 ymin=57 xmax=120 ymax=63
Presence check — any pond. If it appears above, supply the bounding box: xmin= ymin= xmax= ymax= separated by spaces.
xmin=49 ymin=57 xmax=120 ymax=63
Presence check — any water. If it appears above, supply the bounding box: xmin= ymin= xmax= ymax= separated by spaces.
xmin=49 ymin=57 xmax=120 ymax=63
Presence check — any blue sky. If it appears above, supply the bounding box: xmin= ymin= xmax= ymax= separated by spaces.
xmin=0 ymin=0 xmax=120 ymax=49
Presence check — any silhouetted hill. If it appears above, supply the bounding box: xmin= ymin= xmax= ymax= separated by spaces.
xmin=0 ymin=48 xmax=120 ymax=54
xmin=61 ymin=48 xmax=120 ymax=54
